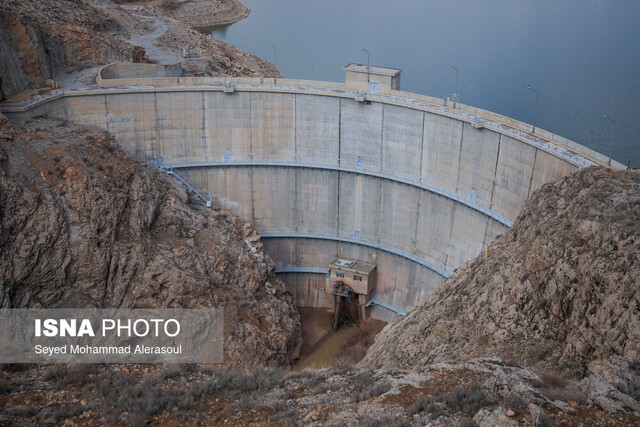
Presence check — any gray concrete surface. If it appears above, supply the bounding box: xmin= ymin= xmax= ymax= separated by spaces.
xmin=2 ymin=78 xmax=611 ymax=320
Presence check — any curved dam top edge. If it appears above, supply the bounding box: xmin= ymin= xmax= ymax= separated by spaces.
xmin=1 ymin=63 xmax=621 ymax=171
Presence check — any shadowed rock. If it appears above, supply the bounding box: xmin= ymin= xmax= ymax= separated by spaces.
xmin=0 ymin=116 xmax=301 ymax=367
xmin=362 ymin=166 xmax=640 ymax=375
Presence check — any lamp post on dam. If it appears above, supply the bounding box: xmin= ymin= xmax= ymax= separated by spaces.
xmin=363 ymin=48 xmax=370 ymax=84
xmin=527 ymin=85 xmax=539 ymax=134
xmin=449 ymin=65 xmax=459 ymax=106
xmin=603 ymin=115 xmax=616 ymax=166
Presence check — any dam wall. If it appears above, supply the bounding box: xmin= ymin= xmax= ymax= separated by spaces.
xmin=2 ymin=78 xmax=614 ymax=321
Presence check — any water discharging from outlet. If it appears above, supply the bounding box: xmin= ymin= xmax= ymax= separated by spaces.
xmin=332 ymin=294 xmax=363 ymax=331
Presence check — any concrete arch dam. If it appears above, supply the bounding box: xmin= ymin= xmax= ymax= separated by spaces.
xmin=3 ymin=69 xmax=615 ymax=321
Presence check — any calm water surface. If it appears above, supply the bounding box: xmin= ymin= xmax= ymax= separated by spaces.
xmin=209 ymin=0 xmax=639 ymax=166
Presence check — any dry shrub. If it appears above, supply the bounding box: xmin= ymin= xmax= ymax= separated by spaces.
xmin=445 ymin=384 xmax=490 ymax=415
xmin=161 ymin=0 xmax=180 ymax=11
xmin=531 ymin=369 xmax=566 ymax=389
xmin=502 ymin=393 xmax=528 ymax=412
xmin=531 ymin=369 xmax=587 ymax=404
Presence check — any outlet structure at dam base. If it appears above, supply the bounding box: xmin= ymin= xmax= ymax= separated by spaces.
xmin=1 ymin=64 xmax=620 ymax=321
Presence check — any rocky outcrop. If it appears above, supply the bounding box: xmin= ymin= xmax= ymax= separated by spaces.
xmin=3 ymin=357 xmax=639 ymax=425
xmin=0 ymin=0 xmax=136 ymax=100
xmin=0 ymin=116 xmax=301 ymax=367
xmin=162 ymin=0 xmax=250 ymax=28
xmin=362 ymin=167 xmax=640 ymax=375
xmin=126 ymin=3 xmax=280 ymax=78
xmin=0 ymin=0 xmax=278 ymax=99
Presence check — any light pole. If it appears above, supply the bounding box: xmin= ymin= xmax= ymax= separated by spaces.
xmin=272 ymin=44 xmax=277 ymax=83
xmin=449 ymin=65 xmax=459 ymax=102
xmin=527 ymin=85 xmax=538 ymax=133
xmin=363 ymin=48 xmax=370 ymax=84
xmin=603 ymin=115 xmax=616 ymax=166
xmin=272 ymin=44 xmax=277 ymax=69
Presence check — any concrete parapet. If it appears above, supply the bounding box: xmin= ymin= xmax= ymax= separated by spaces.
xmin=97 ymin=62 xmax=182 ymax=83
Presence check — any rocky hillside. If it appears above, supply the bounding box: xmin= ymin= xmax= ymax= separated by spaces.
xmin=361 ymin=167 xmax=640 ymax=375
xmin=159 ymin=0 xmax=250 ymax=28
xmin=0 ymin=0 xmax=278 ymax=100
xmin=0 ymin=115 xmax=301 ymax=367
xmin=0 ymin=0 xmax=136 ymax=100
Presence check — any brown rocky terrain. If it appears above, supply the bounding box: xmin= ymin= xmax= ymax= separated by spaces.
xmin=2 ymin=161 xmax=637 ymax=426
xmin=1 ymin=356 xmax=639 ymax=425
xmin=0 ymin=0 xmax=135 ymax=99
xmin=114 ymin=0 xmax=250 ymax=28
xmin=361 ymin=167 xmax=640 ymax=375
xmin=162 ymin=0 xmax=250 ymax=28
xmin=0 ymin=0 xmax=277 ymax=100
xmin=1 ymin=2 xmax=639 ymax=424
xmin=1 ymin=120 xmax=639 ymax=426
xmin=0 ymin=114 xmax=301 ymax=367
xmin=122 ymin=2 xmax=278 ymax=78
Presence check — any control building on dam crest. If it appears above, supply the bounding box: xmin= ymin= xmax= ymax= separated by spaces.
xmin=1 ymin=63 xmax=621 ymax=321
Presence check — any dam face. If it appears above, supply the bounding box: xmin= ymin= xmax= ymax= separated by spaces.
xmin=3 ymin=68 xmax=611 ymax=321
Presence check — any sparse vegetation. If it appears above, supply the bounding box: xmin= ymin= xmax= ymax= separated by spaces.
xmin=502 ymin=393 xmax=529 ymax=412
xmin=535 ymin=369 xmax=567 ymax=388
xmin=356 ymin=380 xmax=391 ymax=402
xmin=53 ymin=404 xmax=86 ymax=423
xmin=359 ymin=414 xmax=405 ymax=426
xmin=42 ymin=364 xmax=68 ymax=382
xmin=446 ymin=384 xmax=490 ymax=415
xmin=7 ymin=405 xmax=40 ymax=417
xmin=96 ymin=370 xmax=195 ymax=425
xmin=41 ymin=364 xmax=99 ymax=390
xmin=0 ymin=363 xmax=32 ymax=372
xmin=268 ymin=400 xmax=299 ymax=425
xmin=529 ymin=369 xmax=587 ymax=404
xmin=408 ymin=396 xmax=433 ymax=415
xmin=535 ymin=409 xmax=556 ymax=427
xmin=161 ymin=0 xmax=181 ymax=12
xmin=407 ymin=384 xmax=491 ymax=419
xmin=0 ymin=379 xmax=11 ymax=395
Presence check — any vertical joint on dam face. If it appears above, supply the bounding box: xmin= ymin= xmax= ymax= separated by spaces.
xmin=1 ymin=64 xmax=614 ymax=322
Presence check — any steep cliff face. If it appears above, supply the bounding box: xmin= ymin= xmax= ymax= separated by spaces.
xmin=362 ymin=167 xmax=640 ymax=375
xmin=0 ymin=0 xmax=279 ymax=101
xmin=0 ymin=0 xmax=135 ymax=100
xmin=0 ymin=115 xmax=301 ymax=367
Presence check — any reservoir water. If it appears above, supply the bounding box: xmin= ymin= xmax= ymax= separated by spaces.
xmin=207 ymin=0 xmax=639 ymax=167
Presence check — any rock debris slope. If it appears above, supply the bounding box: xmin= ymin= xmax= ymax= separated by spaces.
xmin=0 ymin=0 xmax=136 ymax=99
xmin=362 ymin=167 xmax=640 ymax=375
xmin=0 ymin=115 xmax=301 ymax=367
xmin=0 ymin=0 xmax=278 ymax=100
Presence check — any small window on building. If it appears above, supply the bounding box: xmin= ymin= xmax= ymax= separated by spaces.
xmin=336 ymin=272 xmax=345 ymax=278
xmin=354 ymin=275 xmax=362 ymax=281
